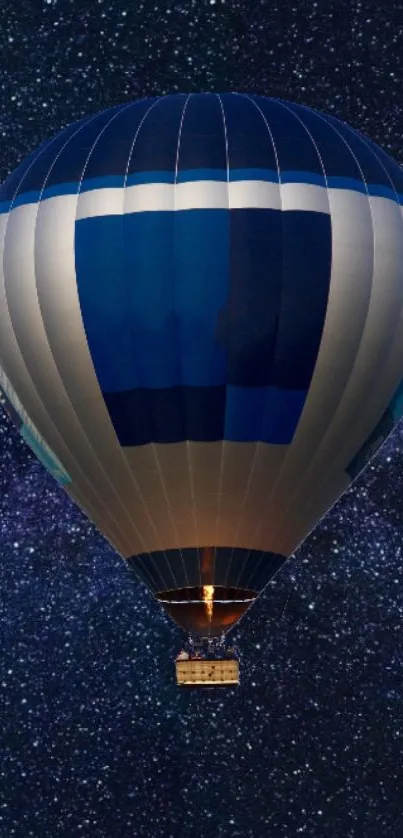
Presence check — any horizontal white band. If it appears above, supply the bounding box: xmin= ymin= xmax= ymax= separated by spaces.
xmin=74 ymin=179 xmax=326 ymax=218
xmin=157 ymin=598 xmax=255 ymax=605
xmin=4 ymin=184 xmax=401 ymax=225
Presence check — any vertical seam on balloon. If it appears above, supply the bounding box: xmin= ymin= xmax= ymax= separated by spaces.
xmin=164 ymin=93 xmax=193 ymax=588
xmin=268 ymin=105 xmax=378 ymax=557
xmin=227 ymin=94 xmax=283 ymax=591
xmin=121 ymin=95 xmax=166 ymax=581
xmin=235 ymin=95 xmax=284 ymax=589
xmin=149 ymin=95 xmax=191 ymax=590
xmin=75 ymin=99 xmax=174 ymax=589
xmin=122 ymin=96 xmax=184 ymax=590
xmin=1 ymin=112 xmax=134 ymax=555
xmin=174 ymin=94 xmax=190 ymax=182
xmin=123 ymin=96 xmax=182 ymax=590
xmin=76 ymin=102 xmax=134 ymax=190
xmin=220 ymin=93 xmax=234 ymax=588
xmin=241 ymin=98 xmax=333 ymax=587
xmin=232 ymin=94 xmax=283 ymax=589
xmin=122 ymin=98 xmax=161 ymax=187
xmin=172 ymin=93 xmax=200 ymax=590
xmin=214 ymin=93 xmax=230 ymax=588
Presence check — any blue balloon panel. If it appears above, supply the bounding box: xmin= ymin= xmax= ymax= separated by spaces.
xmin=75 ymin=206 xmax=331 ymax=446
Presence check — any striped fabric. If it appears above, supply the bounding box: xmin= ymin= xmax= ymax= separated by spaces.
xmin=1 ymin=93 xmax=403 ymax=602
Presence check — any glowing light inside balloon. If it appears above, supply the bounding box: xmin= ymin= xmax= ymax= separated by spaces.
xmin=203 ymin=585 xmax=214 ymax=622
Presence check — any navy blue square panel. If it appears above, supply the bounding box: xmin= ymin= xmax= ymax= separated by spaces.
xmin=251 ymin=96 xmax=324 ymax=179
xmin=223 ymin=386 xmax=306 ymax=445
xmin=288 ymin=103 xmax=365 ymax=186
xmin=81 ymin=99 xmax=157 ymax=183
xmin=211 ymin=546 xmax=254 ymax=588
xmin=270 ymin=210 xmax=332 ymax=389
xmin=128 ymin=548 xmax=201 ymax=592
xmin=224 ymin=208 xmax=283 ymax=387
xmin=177 ymin=93 xmax=227 ymax=174
xmin=160 ymin=548 xmax=197 ymax=589
xmin=320 ymin=112 xmax=394 ymax=193
xmin=224 ymin=208 xmax=331 ymax=391
xmin=102 ymin=384 xmax=302 ymax=448
xmin=220 ymin=93 xmax=279 ymax=173
xmin=45 ymin=107 xmax=124 ymax=188
xmin=8 ymin=120 xmax=89 ymax=199
xmin=128 ymin=94 xmax=187 ymax=176
xmin=167 ymin=547 xmax=201 ymax=589
xmin=103 ymin=385 xmax=226 ymax=446
xmin=223 ymin=547 xmax=255 ymax=587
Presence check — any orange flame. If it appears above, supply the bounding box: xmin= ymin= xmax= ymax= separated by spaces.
xmin=203 ymin=585 xmax=214 ymax=622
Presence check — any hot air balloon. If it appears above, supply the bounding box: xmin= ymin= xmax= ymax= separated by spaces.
xmin=1 ymin=93 xmax=403 ymax=687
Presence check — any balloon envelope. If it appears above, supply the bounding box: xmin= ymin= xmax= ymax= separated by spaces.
xmin=1 ymin=93 xmax=403 ymax=636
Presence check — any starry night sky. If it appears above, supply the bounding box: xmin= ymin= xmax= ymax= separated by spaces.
xmin=1 ymin=1 xmax=403 ymax=836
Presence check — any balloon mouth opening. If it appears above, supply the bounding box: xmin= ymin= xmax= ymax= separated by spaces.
xmin=156 ymin=585 xmax=257 ymax=636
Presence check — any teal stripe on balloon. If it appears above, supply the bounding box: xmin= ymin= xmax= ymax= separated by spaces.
xmin=20 ymin=425 xmax=71 ymax=486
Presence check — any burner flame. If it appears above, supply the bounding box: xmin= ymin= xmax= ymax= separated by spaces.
xmin=202 ymin=585 xmax=214 ymax=622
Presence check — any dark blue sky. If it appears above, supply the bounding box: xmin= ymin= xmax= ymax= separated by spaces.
xmin=1 ymin=2 xmax=403 ymax=836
